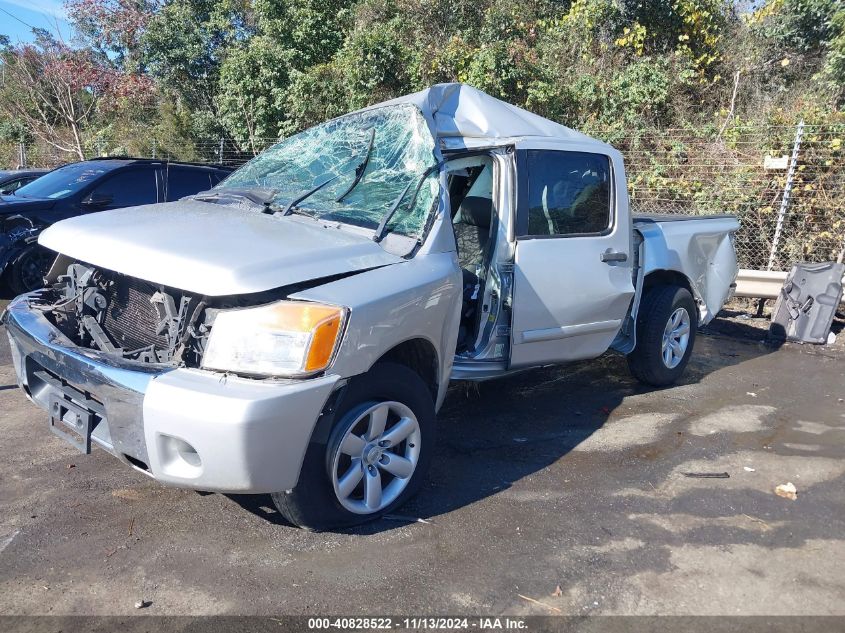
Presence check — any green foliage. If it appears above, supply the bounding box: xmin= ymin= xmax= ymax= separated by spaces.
xmin=2 ymin=0 xmax=844 ymax=161
xmin=754 ymin=0 xmax=836 ymax=52
xmin=255 ymin=0 xmax=352 ymax=69
xmin=0 ymin=118 xmax=30 ymax=143
xmin=283 ymin=64 xmax=349 ymax=134
xmin=217 ymin=37 xmax=293 ymax=149
xmin=751 ymin=0 xmax=845 ymax=103
xmin=337 ymin=17 xmax=413 ymax=108
xmin=141 ymin=0 xmax=252 ymax=140
xmin=815 ymin=5 xmax=845 ymax=99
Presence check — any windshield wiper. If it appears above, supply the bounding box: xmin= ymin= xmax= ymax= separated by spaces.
xmin=335 ymin=128 xmax=375 ymax=203
xmin=271 ymin=175 xmax=339 ymax=216
xmin=373 ymin=161 xmax=444 ymax=243
xmin=192 ymin=187 xmax=278 ymax=206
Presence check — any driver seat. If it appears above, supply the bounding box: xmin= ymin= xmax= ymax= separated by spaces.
xmin=453 ymin=196 xmax=493 ymax=274
xmin=453 ymin=196 xmax=493 ymax=348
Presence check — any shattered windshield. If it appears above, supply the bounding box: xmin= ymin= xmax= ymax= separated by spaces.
xmin=218 ymin=104 xmax=439 ymax=238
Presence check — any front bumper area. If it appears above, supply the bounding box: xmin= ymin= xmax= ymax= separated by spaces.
xmin=3 ymin=294 xmax=340 ymax=493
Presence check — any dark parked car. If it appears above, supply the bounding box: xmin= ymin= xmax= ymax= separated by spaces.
xmin=0 ymin=158 xmax=232 ymax=293
xmin=0 ymin=169 xmax=49 ymax=195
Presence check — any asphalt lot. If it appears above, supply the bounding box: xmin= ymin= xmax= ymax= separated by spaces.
xmin=0 ymin=298 xmax=844 ymax=616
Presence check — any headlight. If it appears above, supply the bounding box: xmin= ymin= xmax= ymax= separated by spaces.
xmin=201 ymin=300 xmax=347 ymax=377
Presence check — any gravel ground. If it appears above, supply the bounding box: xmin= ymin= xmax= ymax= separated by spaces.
xmin=0 ymin=298 xmax=843 ymax=618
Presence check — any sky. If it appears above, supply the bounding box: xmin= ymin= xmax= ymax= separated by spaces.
xmin=0 ymin=0 xmax=71 ymax=44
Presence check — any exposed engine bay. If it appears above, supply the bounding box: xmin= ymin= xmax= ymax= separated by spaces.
xmin=32 ymin=260 xmax=370 ymax=370
xmin=38 ymin=262 xmax=211 ymax=365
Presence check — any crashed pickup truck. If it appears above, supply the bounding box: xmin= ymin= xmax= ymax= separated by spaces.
xmin=2 ymin=84 xmax=738 ymax=529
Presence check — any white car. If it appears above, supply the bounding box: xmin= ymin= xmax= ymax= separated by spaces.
xmin=2 ymin=84 xmax=738 ymax=529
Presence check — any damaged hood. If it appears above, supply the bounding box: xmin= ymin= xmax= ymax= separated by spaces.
xmin=38 ymin=200 xmax=404 ymax=296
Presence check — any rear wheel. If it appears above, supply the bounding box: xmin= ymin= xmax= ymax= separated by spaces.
xmin=272 ymin=362 xmax=436 ymax=530
xmin=627 ymin=284 xmax=698 ymax=386
xmin=8 ymin=244 xmax=53 ymax=294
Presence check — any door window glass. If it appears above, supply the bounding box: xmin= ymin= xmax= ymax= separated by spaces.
xmin=165 ymin=168 xmax=212 ymax=201
xmin=89 ymin=169 xmax=157 ymax=207
xmin=525 ymin=151 xmax=611 ymax=236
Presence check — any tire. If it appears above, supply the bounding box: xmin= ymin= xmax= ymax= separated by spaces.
xmin=272 ymin=362 xmax=436 ymax=530
xmin=8 ymin=244 xmax=54 ymax=295
xmin=627 ymin=284 xmax=698 ymax=387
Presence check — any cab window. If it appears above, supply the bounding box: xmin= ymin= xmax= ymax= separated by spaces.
xmin=524 ymin=151 xmax=612 ymax=237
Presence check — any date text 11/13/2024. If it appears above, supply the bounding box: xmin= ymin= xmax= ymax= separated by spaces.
xmin=307 ymin=617 xmax=529 ymax=630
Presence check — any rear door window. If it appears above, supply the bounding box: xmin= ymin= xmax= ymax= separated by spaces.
xmin=523 ymin=151 xmax=612 ymax=237
xmin=89 ymin=168 xmax=158 ymax=207
xmin=164 ymin=168 xmax=213 ymax=201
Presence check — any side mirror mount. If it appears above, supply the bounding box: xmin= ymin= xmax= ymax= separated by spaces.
xmin=81 ymin=192 xmax=113 ymax=208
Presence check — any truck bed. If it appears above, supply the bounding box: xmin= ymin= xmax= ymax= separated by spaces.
xmin=633 ymin=212 xmax=740 ymax=326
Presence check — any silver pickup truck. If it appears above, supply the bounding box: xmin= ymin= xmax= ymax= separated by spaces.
xmin=2 ymin=84 xmax=738 ymax=529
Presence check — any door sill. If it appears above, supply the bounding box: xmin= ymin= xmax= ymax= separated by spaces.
xmin=450 ymin=359 xmax=508 ymax=381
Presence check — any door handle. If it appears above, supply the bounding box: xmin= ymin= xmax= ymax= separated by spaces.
xmin=600 ymin=250 xmax=628 ymax=263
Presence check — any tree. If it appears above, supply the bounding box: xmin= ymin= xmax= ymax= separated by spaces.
xmin=214 ymin=0 xmax=353 ymax=146
xmin=0 ymin=36 xmax=115 ymax=159
xmin=255 ymin=0 xmax=352 ymax=70
xmin=141 ymin=0 xmax=253 ymax=141
xmin=65 ymin=0 xmax=160 ymax=71
xmin=217 ymin=37 xmax=293 ymax=152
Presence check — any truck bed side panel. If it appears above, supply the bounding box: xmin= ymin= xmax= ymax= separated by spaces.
xmin=634 ymin=216 xmax=739 ymax=324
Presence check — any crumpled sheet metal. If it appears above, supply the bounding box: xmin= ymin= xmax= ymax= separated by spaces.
xmin=366 ymin=82 xmax=609 ymax=151
xmin=635 ymin=215 xmax=740 ymax=324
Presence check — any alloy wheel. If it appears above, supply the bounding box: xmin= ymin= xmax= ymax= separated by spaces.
xmin=661 ymin=306 xmax=691 ymax=369
xmin=330 ymin=401 xmax=421 ymax=514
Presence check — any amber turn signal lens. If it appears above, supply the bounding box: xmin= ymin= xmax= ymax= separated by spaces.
xmin=304 ymin=311 xmax=345 ymax=372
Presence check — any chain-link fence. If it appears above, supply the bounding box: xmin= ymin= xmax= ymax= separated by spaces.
xmin=4 ymin=122 xmax=844 ymax=272
xmin=615 ymin=122 xmax=845 ymax=271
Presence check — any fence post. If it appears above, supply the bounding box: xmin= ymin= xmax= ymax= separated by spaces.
xmin=767 ymin=119 xmax=804 ymax=271
xmin=18 ymin=140 xmax=27 ymax=168
xmin=151 ymin=139 xmax=157 ymax=159
xmin=218 ymin=138 xmax=224 ymax=164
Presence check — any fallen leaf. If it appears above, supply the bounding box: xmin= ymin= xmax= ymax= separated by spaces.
xmin=775 ymin=482 xmax=797 ymax=500
xmin=551 ymin=585 xmax=563 ymax=597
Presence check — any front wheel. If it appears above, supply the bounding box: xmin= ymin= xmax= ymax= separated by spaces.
xmin=272 ymin=362 xmax=436 ymax=530
xmin=8 ymin=244 xmax=54 ymax=295
xmin=627 ymin=285 xmax=698 ymax=386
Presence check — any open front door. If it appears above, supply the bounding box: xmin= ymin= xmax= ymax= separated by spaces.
xmin=509 ymin=148 xmax=635 ymax=368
